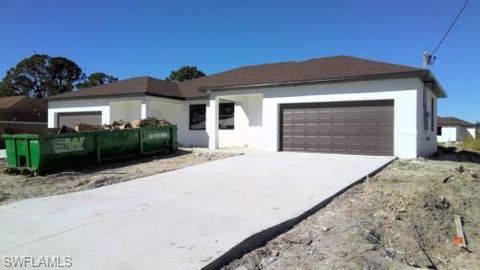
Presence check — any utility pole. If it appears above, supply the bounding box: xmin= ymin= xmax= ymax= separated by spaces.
xmin=422 ymin=52 xmax=436 ymax=69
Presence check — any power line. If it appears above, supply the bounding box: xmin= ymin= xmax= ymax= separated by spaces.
xmin=423 ymin=0 xmax=469 ymax=68
xmin=431 ymin=0 xmax=470 ymax=55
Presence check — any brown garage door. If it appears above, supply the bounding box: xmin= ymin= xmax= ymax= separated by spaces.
xmin=57 ymin=112 xmax=102 ymax=128
xmin=280 ymin=100 xmax=394 ymax=156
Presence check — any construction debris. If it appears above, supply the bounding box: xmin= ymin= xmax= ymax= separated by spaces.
xmin=442 ymin=175 xmax=454 ymax=183
xmin=139 ymin=117 xmax=172 ymax=127
xmin=74 ymin=124 xmax=102 ymax=132
xmin=50 ymin=117 xmax=172 ymax=134
xmin=130 ymin=119 xmax=141 ymax=128
xmin=453 ymin=215 xmax=467 ymax=249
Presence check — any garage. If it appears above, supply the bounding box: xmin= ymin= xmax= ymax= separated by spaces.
xmin=280 ymin=100 xmax=394 ymax=156
xmin=57 ymin=111 xmax=102 ymax=128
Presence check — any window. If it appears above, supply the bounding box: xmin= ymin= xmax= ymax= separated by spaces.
xmin=431 ymin=98 xmax=435 ymax=131
xmin=189 ymin=104 xmax=206 ymax=130
xmin=188 ymin=103 xmax=235 ymax=130
xmin=437 ymin=126 xmax=442 ymax=136
xmin=219 ymin=103 xmax=234 ymax=130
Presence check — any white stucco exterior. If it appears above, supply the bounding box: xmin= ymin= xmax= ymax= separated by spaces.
xmin=437 ymin=126 xmax=476 ymax=143
xmin=467 ymin=127 xmax=477 ymax=139
xmin=437 ymin=126 xmax=458 ymax=143
xmin=48 ymin=99 xmax=112 ymax=127
xmin=416 ymin=82 xmax=438 ymax=156
xmin=147 ymin=97 xmax=209 ymax=147
xmin=48 ymin=77 xmax=442 ymax=159
xmin=48 ymin=96 xmax=209 ymax=147
xmin=205 ymin=78 xmax=438 ymax=158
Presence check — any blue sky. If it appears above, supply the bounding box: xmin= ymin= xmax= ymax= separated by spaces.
xmin=1 ymin=0 xmax=478 ymax=122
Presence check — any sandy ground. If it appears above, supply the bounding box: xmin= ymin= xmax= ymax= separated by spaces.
xmin=0 ymin=149 xmax=237 ymax=205
xmin=223 ymin=149 xmax=480 ymax=270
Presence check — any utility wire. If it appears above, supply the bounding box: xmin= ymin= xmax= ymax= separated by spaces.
xmin=431 ymin=0 xmax=470 ymax=55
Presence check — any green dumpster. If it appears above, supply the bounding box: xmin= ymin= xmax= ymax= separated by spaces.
xmin=2 ymin=125 xmax=177 ymax=173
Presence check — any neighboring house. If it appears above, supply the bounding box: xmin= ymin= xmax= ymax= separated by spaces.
xmin=0 ymin=96 xmax=47 ymax=122
xmin=48 ymin=56 xmax=446 ymax=158
xmin=0 ymin=96 xmax=48 ymax=148
xmin=437 ymin=116 xmax=477 ymax=143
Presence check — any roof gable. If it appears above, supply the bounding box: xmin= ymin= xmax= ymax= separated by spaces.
xmin=438 ymin=117 xmax=475 ymax=127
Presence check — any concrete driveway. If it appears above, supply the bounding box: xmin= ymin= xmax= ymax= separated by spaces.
xmin=0 ymin=152 xmax=393 ymax=270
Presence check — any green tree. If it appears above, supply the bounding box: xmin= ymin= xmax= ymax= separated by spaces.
xmin=165 ymin=66 xmax=205 ymax=82
xmin=76 ymin=72 xmax=118 ymax=89
xmin=0 ymin=54 xmax=84 ymax=98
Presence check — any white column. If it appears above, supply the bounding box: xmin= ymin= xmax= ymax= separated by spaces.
xmin=206 ymin=95 xmax=219 ymax=150
xmin=103 ymin=106 xmax=111 ymax=125
xmin=141 ymin=99 xmax=147 ymax=119
xmin=48 ymin=109 xmax=55 ymax=128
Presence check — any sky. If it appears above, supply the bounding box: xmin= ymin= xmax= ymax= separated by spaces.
xmin=0 ymin=0 xmax=478 ymax=122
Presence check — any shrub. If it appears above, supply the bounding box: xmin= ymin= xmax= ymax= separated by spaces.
xmin=459 ymin=136 xmax=480 ymax=152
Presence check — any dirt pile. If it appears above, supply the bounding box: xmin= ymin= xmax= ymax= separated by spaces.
xmin=223 ymin=156 xmax=480 ymax=269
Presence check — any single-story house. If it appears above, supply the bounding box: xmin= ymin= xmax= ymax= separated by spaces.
xmin=0 ymin=95 xmax=47 ymax=122
xmin=0 ymin=95 xmax=48 ymax=148
xmin=48 ymin=56 xmax=446 ymax=158
xmin=437 ymin=116 xmax=477 ymax=143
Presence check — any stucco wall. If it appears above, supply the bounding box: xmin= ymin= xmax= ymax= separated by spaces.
xmin=146 ymin=97 xmax=208 ymax=147
xmin=416 ymin=83 xmax=438 ymax=156
xmin=457 ymin=126 xmax=471 ymax=141
xmin=437 ymin=126 xmax=457 ymax=143
xmin=467 ymin=128 xmax=477 ymax=139
xmin=245 ymin=95 xmax=263 ymax=149
xmin=48 ymin=96 xmax=209 ymax=147
xmin=438 ymin=126 xmax=476 ymax=143
xmin=217 ymin=96 xmax=252 ymax=148
xmin=49 ymin=78 xmax=440 ymax=158
xmin=48 ymin=99 xmax=111 ymax=127
xmin=208 ymin=78 xmax=429 ymax=158
xmin=111 ymin=100 xmax=142 ymax=122
xmin=206 ymin=95 xmax=263 ymax=149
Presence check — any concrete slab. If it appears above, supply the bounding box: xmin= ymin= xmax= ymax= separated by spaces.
xmin=0 ymin=152 xmax=393 ymax=270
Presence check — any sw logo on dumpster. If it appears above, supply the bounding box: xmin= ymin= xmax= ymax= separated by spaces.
xmin=52 ymin=137 xmax=85 ymax=153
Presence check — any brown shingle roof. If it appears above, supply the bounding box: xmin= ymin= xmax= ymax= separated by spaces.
xmin=49 ymin=77 xmax=182 ymax=100
xmin=178 ymin=55 xmax=427 ymax=97
xmin=438 ymin=117 xmax=475 ymax=127
xmin=49 ymin=55 xmax=444 ymax=100
xmin=0 ymin=95 xmax=47 ymax=122
xmin=0 ymin=96 xmax=27 ymax=109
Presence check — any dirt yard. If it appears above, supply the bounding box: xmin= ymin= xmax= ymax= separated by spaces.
xmin=224 ymin=149 xmax=480 ymax=270
xmin=0 ymin=149 xmax=237 ymax=205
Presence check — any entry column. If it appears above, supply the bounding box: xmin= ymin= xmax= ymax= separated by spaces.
xmin=206 ymin=95 xmax=219 ymax=149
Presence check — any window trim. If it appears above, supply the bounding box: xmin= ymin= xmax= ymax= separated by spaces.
xmin=189 ymin=104 xmax=206 ymax=130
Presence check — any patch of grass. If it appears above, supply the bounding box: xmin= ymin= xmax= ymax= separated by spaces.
xmin=459 ymin=136 xmax=480 ymax=152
